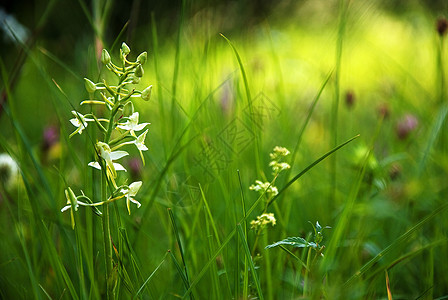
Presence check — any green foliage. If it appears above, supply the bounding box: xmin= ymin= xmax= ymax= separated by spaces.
xmin=1 ymin=1 xmax=448 ymax=299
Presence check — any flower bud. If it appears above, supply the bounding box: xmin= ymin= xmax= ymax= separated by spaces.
xmin=135 ymin=65 xmax=144 ymax=78
xmin=84 ymin=78 xmax=97 ymax=93
xmin=345 ymin=90 xmax=355 ymax=109
xmin=141 ymin=85 xmax=152 ymax=101
xmin=101 ymin=49 xmax=111 ymax=65
xmin=137 ymin=51 xmax=147 ymax=65
xmin=130 ymin=75 xmax=141 ymax=84
xmin=377 ymin=103 xmax=390 ymax=119
xmin=121 ymin=42 xmax=130 ymax=56
xmin=66 ymin=187 xmax=77 ymax=207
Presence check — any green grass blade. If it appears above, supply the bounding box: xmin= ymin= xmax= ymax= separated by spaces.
xmin=168 ymin=208 xmax=193 ymax=297
xmin=237 ymin=170 xmax=249 ymax=298
xmin=267 ymin=134 xmax=360 ymax=208
xmin=286 ymin=70 xmax=333 ymax=179
xmin=366 ymin=239 xmax=446 ymax=284
xmin=330 ymin=0 xmax=349 ymax=202
xmin=219 ymin=34 xmax=251 ymax=105
xmin=134 ymin=252 xmax=168 ymax=299
xmin=169 ymin=250 xmax=190 ymax=294
xmin=418 ymin=104 xmax=448 ymax=175
xmin=237 ymin=224 xmax=264 ymax=300
xmin=199 ymin=184 xmax=232 ymax=296
xmin=170 ymin=0 xmax=186 ymax=132
xmin=220 ymin=33 xmax=262 ymax=176
xmin=39 ymin=220 xmax=79 ymax=300
xmin=278 ymin=245 xmax=308 ymax=270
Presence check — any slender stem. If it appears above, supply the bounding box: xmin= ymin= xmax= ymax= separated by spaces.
xmin=303 ymin=247 xmax=313 ymax=297
xmin=101 ymin=58 xmax=127 ymax=300
xmin=331 ymin=0 xmax=347 ymax=204
xmin=102 ymin=176 xmax=114 ymax=298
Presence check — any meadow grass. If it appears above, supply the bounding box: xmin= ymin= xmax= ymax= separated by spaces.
xmin=1 ymin=1 xmax=448 ymax=299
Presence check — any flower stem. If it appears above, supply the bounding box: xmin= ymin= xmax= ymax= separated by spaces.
xmin=102 ymin=175 xmax=114 ymax=298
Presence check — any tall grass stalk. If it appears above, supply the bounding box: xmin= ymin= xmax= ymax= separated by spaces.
xmin=171 ymin=0 xmax=186 ymax=136
xmin=330 ymin=0 xmax=349 ymax=204
xmin=220 ymin=34 xmax=262 ymax=176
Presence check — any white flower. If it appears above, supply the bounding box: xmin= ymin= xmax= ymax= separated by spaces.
xmin=269 ymin=161 xmax=291 ymax=174
xmin=69 ymin=111 xmax=93 ymax=136
xmin=269 ymin=146 xmax=290 ymax=160
xmin=120 ymin=181 xmax=142 ymax=214
xmin=0 ymin=153 xmax=19 ymax=189
xmin=269 ymin=146 xmax=290 ymax=175
xmin=117 ymin=112 xmax=150 ymax=134
xmin=89 ymin=142 xmax=128 ymax=178
xmin=249 ymin=180 xmax=278 ymax=197
xmin=250 ymin=213 xmax=276 ymax=230
xmin=111 ymin=128 xmax=149 ymax=164
xmin=134 ymin=129 xmax=149 ymax=151
xmin=133 ymin=129 xmax=149 ymax=165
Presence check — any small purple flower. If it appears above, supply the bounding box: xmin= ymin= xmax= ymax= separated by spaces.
xmin=396 ymin=114 xmax=419 ymax=140
xmin=128 ymin=157 xmax=142 ymax=180
xmin=42 ymin=126 xmax=59 ymax=151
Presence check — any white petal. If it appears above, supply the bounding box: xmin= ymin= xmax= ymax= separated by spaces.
xmin=129 ymin=198 xmax=141 ymax=208
xmin=129 ymin=112 xmax=139 ymax=123
xmin=61 ymin=205 xmax=71 ymax=212
xmin=110 ymin=150 xmax=129 ymax=160
xmin=70 ymin=118 xmax=81 ymax=127
xmin=113 ymin=163 xmax=127 ymax=172
xmin=88 ymin=162 xmax=101 ymax=170
xmin=133 ymin=123 xmax=150 ymax=131
xmin=117 ymin=124 xmax=132 ymax=130
xmin=129 ymin=181 xmax=142 ymax=196
xmin=136 ymin=143 xmax=148 ymax=151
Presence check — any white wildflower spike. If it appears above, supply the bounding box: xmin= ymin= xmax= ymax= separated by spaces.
xmin=120 ymin=181 xmax=142 ymax=214
xmin=69 ymin=111 xmax=93 ymax=137
xmin=62 ymin=42 xmax=151 ymax=219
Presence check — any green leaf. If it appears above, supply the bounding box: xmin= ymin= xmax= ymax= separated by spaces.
xmin=266 ymin=237 xmax=315 ymax=249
